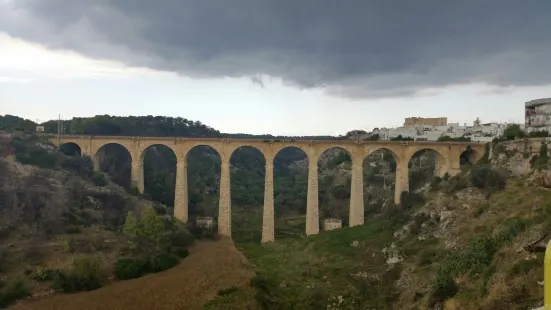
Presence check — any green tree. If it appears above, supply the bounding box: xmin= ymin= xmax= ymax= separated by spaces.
xmin=123 ymin=208 xmax=168 ymax=254
xmin=502 ymin=124 xmax=525 ymax=140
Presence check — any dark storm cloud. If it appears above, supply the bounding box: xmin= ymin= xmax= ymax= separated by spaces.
xmin=1 ymin=0 xmax=551 ymax=98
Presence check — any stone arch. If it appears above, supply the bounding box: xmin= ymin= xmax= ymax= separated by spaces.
xmin=363 ymin=147 xmax=398 ymax=213
xmin=184 ymin=145 xmax=222 ymax=228
xmin=60 ymin=142 xmax=82 ymax=156
xmin=366 ymin=147 xmax=401 ymax=171
xmin=228 ymin=145 xmax=266 ymax=242
xmin=95 ymin=143 xmax=133 ymax=188
xmin=407 ymin=148 xmax=447 ymax=191
xmin=139 ymin=143 xmax=177 ymax=165
xmin=272 ymin=146 xmax=308 ymax=238
xmin=140 ymin=144 xmax=178 ymax=208
xmin=460 ymin=146 xmax=480 ymax=166
xmin=317 ymin=146 xmax=352 ymax=228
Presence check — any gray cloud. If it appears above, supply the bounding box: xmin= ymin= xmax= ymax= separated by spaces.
xmin=1 ymin=0 xmax=550 ymax=98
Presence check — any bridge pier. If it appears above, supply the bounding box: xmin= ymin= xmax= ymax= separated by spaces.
xmin=261 ymin=158 xmax=275 ymax=243
xmin=306 ymin=160 xmax=320 ymax=236
xmin=349 ymin=157 xmax=364 ymax=227
xmin=218 ymin=159 xmax=231 ymax=237
xmin=131 ymin=161 xmax=144 ymax=193
xmin=174 ymin=161 xmax=188 ymax=223
xmin=395 ymin=162 xmax=409 ymax=204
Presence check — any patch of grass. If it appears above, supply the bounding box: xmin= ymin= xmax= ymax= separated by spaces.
xmin=509 ymin=258 xmax=541 ymax=277
xmin=204 ymin=286 xmax=255 ymax=310
xmin=0 ymin=279 xmax=30 ymax=308
xmin=218 ymin=286 xmax=239 ymax=296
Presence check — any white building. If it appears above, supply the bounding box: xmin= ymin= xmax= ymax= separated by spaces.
xmin=372 ymin=117 xmax=515 ymax=142
xmin=525 ymin=98 xmax=551 ymax=134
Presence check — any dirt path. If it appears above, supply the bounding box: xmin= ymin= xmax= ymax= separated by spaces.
xmin=10 ymin=239 xmax=257 ymax=310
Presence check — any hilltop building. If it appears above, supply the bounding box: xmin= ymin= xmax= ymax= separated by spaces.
xmin=371 ymin=117 xmax=514 ymax=143
xmin=525 ymin=98 xmax=551 ymax=134
xmin=404 ymin=117 xmax=447 ymax=127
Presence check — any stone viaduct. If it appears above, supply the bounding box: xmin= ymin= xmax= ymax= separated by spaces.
xmin=50 ymin=135 xmax=484 ymax=243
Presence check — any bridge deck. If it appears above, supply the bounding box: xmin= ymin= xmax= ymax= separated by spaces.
xmin=51 ymin=134 xmax=482 ymax=146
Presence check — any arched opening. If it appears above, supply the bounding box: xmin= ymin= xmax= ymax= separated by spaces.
xmin=460 ymin=146 xmax=479 ymax=167
xmin=185 ymin=145 xmax=221 ymax=230
xmin=408 ymin=149 xmax=446 ymax=192
xmin=273 ymin=147 xmax=308 ymax=239
xmin=318 ymin=147 xmax=352 ymax=229
xmin=363 ymin=148 xmax=398 ymax=216
xmin=95 ymin=143 xmax=132 ymax=188
xmin=229 ymin=146 xmax=266 ymax=243
xmin=60 ymin=142 xmax=82 ymax=156
xmin=141 ymin=144 xmax=177 ymax=209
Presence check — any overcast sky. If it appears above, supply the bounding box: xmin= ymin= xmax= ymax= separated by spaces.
xmin=1 ymin=1 xmax=550 ymax=136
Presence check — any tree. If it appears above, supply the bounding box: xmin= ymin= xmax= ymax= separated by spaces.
xmin=369 ymin=134 xmax=381 ymax=141
xmin=123 ymin=208 xmax=168 ymax=254
xmin=502 ymin=124 xmax=525 ymax=140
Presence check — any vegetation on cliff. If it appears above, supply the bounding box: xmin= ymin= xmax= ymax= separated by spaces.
xmin=0 ymin=132 xmax=200 ymax=308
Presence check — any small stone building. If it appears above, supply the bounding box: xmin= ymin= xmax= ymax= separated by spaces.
xmin=323 ymin=219 xmax=342 ymax=231
xmin=196 ymin=216 xmax=214 ymax=229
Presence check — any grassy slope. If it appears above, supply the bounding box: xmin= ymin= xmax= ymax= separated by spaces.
xmin=11 ymin=240 xmax=258 ymax=310
xmin=213 ymin=175 xmax=549 ymax=309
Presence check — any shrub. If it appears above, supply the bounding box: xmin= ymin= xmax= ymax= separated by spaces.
xmin=150 ymin=252 xmax=179 ymax=272
xmin=0 ymin=279 xmax=30 ymax=308
xmin=400 ymin=191 xmax=425 ymax=210
xmin=169 ymin=225 xmax=195 ymax=248
xmin=115 ymin=252 xmax=180 ymax=281
xmin=128 ymin=184 xmax=140 ymax=196
xmin=31 ymin=268 xmax=63 ymax=282
xmin=218 ymin=286 xmax=239 ymax=296
xmin=58 ymin=155 xmax=94 ymax=178
xmin=91 ymin=172 xmax=108 ymax=187
xmin=509 ymin=258 xmax=541 ymax=276
xmin=52 ymin=257 xmax=103 ymax=293
xmin=429 ymin=176 xmax=442 ymax=190
xmin=114 ymin=257 xmax=150 ymax=280
xmin=172 ymin=247 xmax=189 ymax=258
xmin=470 ymin=166 xmax=506 ymax=194
xmin=250 ymin=275 xmax=277 ymax=309
xmin=417 ymin=249 xmax=436 ymax=266
xmin=123 ymin=208 xmax=170 ymax=254
xmin=430 ymin=273 xmax=458 ymax=304
xmin=531 ymin=141 xmax=549 ymax=170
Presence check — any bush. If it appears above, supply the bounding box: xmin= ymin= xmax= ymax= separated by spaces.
xmin=430 ymin=273 xmax=458 ymax=304
xmin=470 ymin=166 xmax=506 ymax=194
xmin=218 ymin=286 xmax=239 ymax=296
xmin=0 ymin=279 xmax=30 ymax=308
xmin=58 ymin=155 xmax=94 ymax=178
xmin=250 ymin=275 xmax=277 ymax=309
xmin=123 ymin=209 xmax=169 ymax=254
xmin=400 ymin=191 xmax=425 ymax=210
xmin=429 ymin=176 xmax=442 ymax=190
xmin=52 ymin=257 xmax=103 ymax=293
xmin=114 ymin=257 xmax=150 ymax=280
xmin=172 ymin=247 xmax=189 ymax=258
xmin=150 ymin=252 xmax=180 ymax=272
xmin=169 ymin=225 xmax=195 ymax=248
xmin=31 ymin=268 xmax=63 ymax=282
xmin=128 ymin=184 xmax=140 ymax=196
xmin=115 ymin=252 xmax=180 ymax=281
xmin=91 ymin=172 xmax=108 ymax=187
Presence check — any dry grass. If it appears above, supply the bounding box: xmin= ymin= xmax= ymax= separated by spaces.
xmin=9 ymin=239 xmax=257 ymax=310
